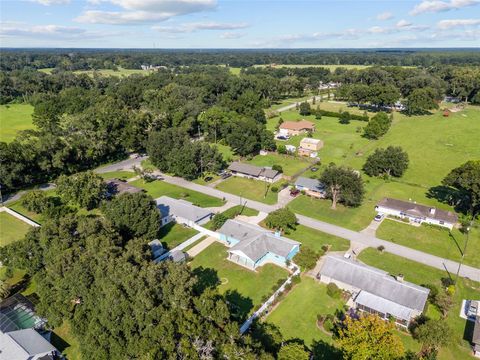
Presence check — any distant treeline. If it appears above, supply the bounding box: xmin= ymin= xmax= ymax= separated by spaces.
xmin=1 ymin=48 xmax=480 ymax=71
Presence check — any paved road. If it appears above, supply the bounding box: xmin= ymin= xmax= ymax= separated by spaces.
xmin=275 ymin=95 xmax=326 ymax=113
xmin=95 ymin=155 xmax=148 ymax=174
xmin=156 ymin=172 xmax=480 ymax=282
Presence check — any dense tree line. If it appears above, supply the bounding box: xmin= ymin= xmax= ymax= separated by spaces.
xmin=2 ymin=49 xmax=480 ymax=71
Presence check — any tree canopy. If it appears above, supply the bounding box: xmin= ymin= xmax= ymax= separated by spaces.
xmin=363 ymin=146 xmax=409 ymax=178
xmin=320 ymin=165 xmax=364 ymax=209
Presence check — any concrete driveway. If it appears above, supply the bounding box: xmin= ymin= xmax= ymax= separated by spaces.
xmin=361 ymin=217 xmax=384 ymax=236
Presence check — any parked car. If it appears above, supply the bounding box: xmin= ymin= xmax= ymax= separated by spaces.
xmin=374 ymin=214 xmax=385 ymax=222
xmin=221 ymin=172 xmax=231 ymax=180
xmin=204 ymin=176 xmax=213 ymax=182
xmin=290 ymin=189 xmax=300 ymax=197
xmin=276 ymin=135 xmax=289 ymax=141
xmin=310 ymin=167 xmax=318 ymax=172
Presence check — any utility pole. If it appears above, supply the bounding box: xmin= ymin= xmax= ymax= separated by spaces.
xmin=455 ymin=222 xmax=472 ymax=283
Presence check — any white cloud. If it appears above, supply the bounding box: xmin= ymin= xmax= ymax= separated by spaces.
xmin=152 ymin=21 xmax=248 ymax=33
xmin=76 ymin=0 xmax=217 ymax=24
xmin=396 ymin=19 xmax=412 ymax=28
xmin=220 ymin=32 xmax=245 ymax=39
xmin=0 ymin=22 xmax=116 ymax=40
xmin=437 ymin=18 xmax=480 ymax=28
xmin=376 ymin=11 xmax=393 ymax=20
xmin=410 ymin=0 xmax=479 ymax=15
xmin=31 ymin=0 xmax=70 ymax=5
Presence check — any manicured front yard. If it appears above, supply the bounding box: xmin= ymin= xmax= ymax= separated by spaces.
xmin=358 ymin=248 xmax=480 ymax=360
xmin=266 ymin=277 xmax=346 ymax=346
xmin=246 ymin=153 xmax=311 ymax=177
xmin=215 ymin=177 xmax=284 ymax=205
xmin=283 ymin=224 xmax=350 ymax=252
xmin=190 ymin=242 xmax=288 ymax=315
xmin=0 ymin=103 xmax=35 ymax=142
xmin=130 ymin=179 xmax=224 ymax=207
xmin=0 ymin=212 xmax=33 ymax=246
xmin=158 ymin=222 xmax=198 ymax=249
xmin=377 ymin=219 xmax=480 ymax=268
xmin=98 ymin=171 xmax=136 ymax=180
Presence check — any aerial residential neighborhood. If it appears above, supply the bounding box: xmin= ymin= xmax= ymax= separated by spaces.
xmin=1 ymin=1 xmax=480 ymax=359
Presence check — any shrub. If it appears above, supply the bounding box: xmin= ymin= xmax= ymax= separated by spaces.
xmin=299 ymin=101 xmax=311 ymax=116
xmin=211 ymin=213 xmax=228 ymax=230
xmin=339 ymin=111 xmax=351 ymax=124
xmin=441 ymin=277 xmax=455 ymax=288
xmin=422 ymin=284 xmax=439 ymax=303
xmin=270 ymin=186 xmax=279 ymax=193
xmin=277 ymin=145 xmax=287 ymax=154
xmin=323 ymin=314 xmax=335 ymax=332
xmin=272 ymin=164 xmax=283 ymax=173
xmin=316 ymin=109 xmax=368 ymax=121
xmin=291 ymin=275 xmax=301 ymax=285
xmin=327 ymin=282 xmax=342 ymax=299
xmin=377 ymin=245 xmax=385 ymax=252
xmin=21 ymin=190 xmax=48 ymax=213
xmin=294 ymin=246 xmax=322 ymax=271
xmin=265 ymin=208 xmax=297 ymax=232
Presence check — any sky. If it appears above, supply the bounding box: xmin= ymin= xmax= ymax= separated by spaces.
xmin=0 ymin=0 xmax=479 ymax=48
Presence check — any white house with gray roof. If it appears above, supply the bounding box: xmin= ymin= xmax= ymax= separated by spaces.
xmin=294 ymin=177 xmax=326 ymax=198
xmin=376 ymin=197 xmax=458 ymax=229
xmin=318 ymin=255 xmax=429 ymax=327
xmin=0 ymin=328 xmax=59 ymax=360
xmin=227 ymin=162 xmax=281 ymax=183
xmin=156 ymin=196 xmax=213 ymax=227
xmin=218 ymin=219 xmax=300 ymax=270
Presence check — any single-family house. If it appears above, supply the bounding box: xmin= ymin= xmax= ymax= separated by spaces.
xmin=0 ymin=329 xmax=59 ymax=360
xmin=228 ymin=162 xmax=281 ymax=183
xmin=294 ymin=177 xmax=326 ymax=198
xmin=298 ymin=138 xmax=323 ymax=157
xmin=473 ymin=315 xmax=480 ymax=357
xmin=105 ymin=178 xmax=143 ymax=197
xmin=156 ymin=196 xmax=213 ymax=227
xmin=279 ymin=120 xmax=315 ymax=136
xmin=318 ymin=255 xmax=430 ymax=328
xmin=218 ymin=219 xmax=300 ymax=270
xmin=376 ymin=197 xmax=458 ymax=229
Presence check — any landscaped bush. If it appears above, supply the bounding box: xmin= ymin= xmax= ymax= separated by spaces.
xmin=315 ymin=109 xmax=369 ymax=121
xmin=323 ymin=314 xmax=335 ymax=332
xmin=277 ymin=145 xmax=287 ymax=154
xmin=377 ymin=245 xmax=385 ymax=252
xmin=272 ymin=164 xmax=283 ymax=173
xmin=211 ymin=213 xmax=228 ymax=230
xmin=326 ymin=282 xmax=342 ymax=299
xmin=291 ymin=275 xmax=301 ymax=285
xmin=294 ymin=246 xmax=322 ymax=271
xmin=270 ymin=186 xmax=279 ymax=193
xmin=422 ymin=284 xmax=439 ymax=303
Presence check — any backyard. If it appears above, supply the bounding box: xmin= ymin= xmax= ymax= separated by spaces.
xmin=246 ymin=153 xmax=312 ymax=177
xmin=376 ymin=219 xmax=480 ymax=268
xmin=158 ymin=222 xmax=198 ymax=249
xmin=189 ymin=242 xmax=288 ymax=317
xmin=0 ymin=103 xmax=35 ymax=142
xmin=130 ymin=179 xmax=224 ymax=207
xmin=215 ymin=177 xmax=285 ymax=205
xmin=358 ymin=248 xmax=480 ymax=360
xmin=0 ymin=212 xmax=32 ymax=246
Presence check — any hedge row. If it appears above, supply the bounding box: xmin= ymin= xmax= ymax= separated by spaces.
xmin=317 ymin=109 xmax=369 ymax=121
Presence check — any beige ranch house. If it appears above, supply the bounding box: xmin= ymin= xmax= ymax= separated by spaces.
xmin=318 ymin=255 xmax=429 ymax=328
xmin=227 ymin=162 xmax=281 ymax=183
xmin=376 ymin=197 xmax=458 ymax=229
xmin=279 ymin=120 xmax=315 ymax=136
xmin=298 ymin=137 xmax=323 ymax=157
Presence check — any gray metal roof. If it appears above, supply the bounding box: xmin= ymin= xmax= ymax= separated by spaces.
xmin=474 ymin=316 xmax=480 ymax=345
xmin=0 ymin=329 xmax=57 ymax=359
xmin=228 ymin=162 xmax=279 ymax=179
xmin=295 ymin=177 xmax=325 ymax=192
xmin=354 ymin=291 xmax=414 ymax=321
xmin=156 ymin=196 xmax=212 ymax=223
xmin=377 ymin=197 xmax=458 ymax=224
xmin=219 ymin=220 xmax=300 ymax=263
xmin=320 ymin=255 xmax=429 ymax=312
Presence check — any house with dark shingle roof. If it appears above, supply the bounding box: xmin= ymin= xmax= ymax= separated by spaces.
xmin=227 ymin=162 xmax=281 ymax=183
xmin=376 ymin=197 xmax=458 ymax=229
xmin=294 ymin=177 xmax=326 ymax=198
xmin=218 ymin=219 xmax=300 ymax=270
xmin=318 ymin=255 xmax=430 ymax=328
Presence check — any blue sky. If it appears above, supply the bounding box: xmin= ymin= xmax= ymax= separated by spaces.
xmin=1 ymin=0 xmax=479 ymax=48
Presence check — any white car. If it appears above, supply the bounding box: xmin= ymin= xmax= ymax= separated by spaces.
xmin=374 ymin=214 xmax=385 ymax=222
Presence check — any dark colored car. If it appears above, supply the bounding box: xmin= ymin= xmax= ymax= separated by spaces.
xmin=290 ymin=189 xmax=300 ymax=197
xmin=204 ymin=176 xmax=213 ymax=182
xmin=221 ymin=172 xmax=231 ymax=180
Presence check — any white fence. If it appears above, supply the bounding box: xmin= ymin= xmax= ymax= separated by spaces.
xmin=0 ymin=207 xmax=40 ymax=227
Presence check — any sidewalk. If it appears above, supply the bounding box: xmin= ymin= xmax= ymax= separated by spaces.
xmin=186 ymin=236 xmax=217 ymax=257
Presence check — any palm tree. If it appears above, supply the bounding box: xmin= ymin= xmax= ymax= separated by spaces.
xmin=0 ymin=280 xmax=10 ymax=300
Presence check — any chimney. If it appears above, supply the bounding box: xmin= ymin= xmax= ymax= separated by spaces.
xmin=396 ymin=274 xmax=404 ymax=282
xmin=429 ymin=208 xmax=436 ymax=215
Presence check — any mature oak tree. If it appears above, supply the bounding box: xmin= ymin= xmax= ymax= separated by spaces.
xmin=363 ymin=146 xmax=409 ymax=178
xmin=320 ymin=165 xmax=364 ymax=209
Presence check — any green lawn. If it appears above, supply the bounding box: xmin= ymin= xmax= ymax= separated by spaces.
xmin=52 ymin=321 xmax=82 ymax=360
xmin=215 ymin=177 xmax=283 ymax=205
xmin=158 ymin=222 xmax=198 ymax=249
xmin=98 ymin=171 xmax=136 ymax=180
xmin=266 ymin=277 xmax=346 ymax=346
xmin=204 ymin=205 xmax=259 ymax=230
xmin=0 ymin=103 xmax=35 ymax=142
xmin=377 ymin=219 xmax=480 ymax=268
xmin=72 ymin=67 xmax=146 ymax=77
xmin=0 ymin=212 xmax=33 ymax=246
xmin=283 ymin=224 xmax=350 ymax=252
xmin=130 ymin=179 xmax=224 ymax=207
xmin=246 ymin=153 xmax=312 ymax=177
xmin=213 ymin=143 xmax=239 ymax=162
xmin=190 ymin=242 xmax=288 ymax=314
xmin=358 ymin=248 xmax=480 ymax=360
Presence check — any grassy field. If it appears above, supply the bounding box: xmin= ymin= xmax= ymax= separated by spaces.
xmin=247 ymin=153 xmax=312 ymax=177
xmin=214 ymin=143 xmax=239 ymax=162
xmin=0 ymin=103 xmax=35 ymax=142
xmin=266 ymin=277 xmax=346 ymax=346
xmin=215 ymin=177 xmax=284 ymax=205
xmin=358 ymin=248 xmax=480 ymax=360
xmin=52 ymin=321 xmax=81 ymax=360
xmin=158 ymin=222 xmax=198 ymax=249
xmin=0 ymin=212 xmax=32 ymax=246
xmin=254 ymin=64 xmax=373 ymax=71
xmin=130 ymin=179 xmax=224 ymax=207
xmin=73 ymin=67 xmax=146 ymax=77
xmin=282 ymin=224 xmax=350 ymax=252
xmin=98 ymin=171 xmax=136 ymax=180
xmin=376 ymin=219 xmax=480 ymax=268
xmin=190 ymin=242 xmax=288 ymax=315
